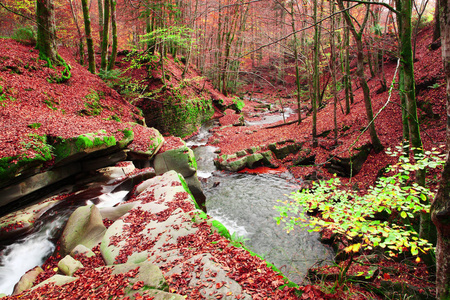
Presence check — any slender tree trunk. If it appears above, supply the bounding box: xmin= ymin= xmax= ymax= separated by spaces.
xmin=289 ymin=1 xmax=301 ymax=124
xmin=343 ymin=13 xmax=353 ymax=112
xmin=98 ymin=0 xmax=103 ymax=43
xmin=81 ymin=0 xmax=96 ymax=73
xmin=396 ymin=0 xmax=430 ymax=241
xmin=338 ymin=0 xmax=383 ymax=153
xmin=100 ymin=0 xmax=110 ymax=71
xmin=434 ymin=0 xmax=441 ymax=41
xmin=107 ymin=0 xmax=117 ymax=71
xmin=36 ymin=0 xmax=58 ymax=62
xmin=68 ymin=0 xmax=85 ymax=65
xmin=330 ymin=1 xmax=338 ymax=146
xmin=432 ymin=2 xmax=450 ymax=298
xmin=312 ymin=0 xmax=319 ymax=148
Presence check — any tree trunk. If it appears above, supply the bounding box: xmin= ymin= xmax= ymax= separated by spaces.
xmin=432 ymin=1 xmax=450 ymax=298
xmin=107 ymin=0 xmax=117 ymax=71
xmin=434 ymin=0 xmax=441 ymax=41
xmin=81 ymin=0 xmax=96 ymax=73
xmin=68 ymin=0 xmax=85 ymax=65
xmin=395 ymin=0 xmax=431 ymax=241
xmin=98 ymin=0 xmax=104 ymax=43
xmin=312 ymin=0 xmax=319 ymax=148
xmin=100 ymin=0 xmax=110 ymax=71
xmin=289 ymin=1 xmax=302 ymax=124
xmin=338 ymin=0 xmax=383 ymax=153
xmin=36 ymin=0 xmax=58 ymax=62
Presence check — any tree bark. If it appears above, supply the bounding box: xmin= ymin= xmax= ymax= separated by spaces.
xmin=434 ymin=0 xmax=441 ymax=41
xmin=107 ymin=0 xmax=117 ymax=71
xmin=395 ymin=0 xmax=430 ymax=241
xmin=100 ymin=0 xmax=110 ymax=71
xmin=36 ymin=0 xmax=58 ymax=62
xmin=432 ymin=1 xmax=450 ymax=299
xmin=81 ymin=0 xmax=96 ymax=73
xmin=68 ymin=0 xmax=84 ymax=65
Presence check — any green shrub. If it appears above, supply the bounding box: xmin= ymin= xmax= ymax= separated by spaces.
xmin=12 ymin=26 xmax=36 ymax=45
xmin=275 ymin=145 xmax=445 ymax=273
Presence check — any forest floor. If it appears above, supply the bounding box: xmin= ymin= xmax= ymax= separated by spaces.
xmin=197 ymin=25 xmax=446 ymax=299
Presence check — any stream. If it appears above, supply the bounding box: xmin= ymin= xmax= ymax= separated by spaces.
xmin=0 ymin=114 xmax=333 ymax=295
xmin=189 ymin=121 xmax=333 ymax=283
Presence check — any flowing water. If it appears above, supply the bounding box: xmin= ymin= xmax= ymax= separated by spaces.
xmin=190 ymin=122 xmax=333 ymax=283
xmin=0 ymin=182 xmax=132 ymax=295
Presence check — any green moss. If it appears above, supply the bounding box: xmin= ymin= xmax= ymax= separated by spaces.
xmin=75 ymin=135 xmax=94 ymax=149
xmin=52 ymin=132 xmax=117 ymax=162
xmin=211 ymin=220 xmax=231 ymax=240
xmin=160 ymin=92 xmax=214 ymax=137
xmin=177 ymin=174 xmax=200 ymax=210
xmin=121 ymin=129 xmax=133 ymax=139
xmin=0 ymin=134 xmax=53 ymax=181
xmin=27 ymin=123 xmax=41 ymax=129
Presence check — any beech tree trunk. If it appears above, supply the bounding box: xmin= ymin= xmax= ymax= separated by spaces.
xmin=434 ymin=0 xmax=441 ymax=41
xmin=107 ymin=0 xmax=117 ymax=71
xmin=81 ymin=0 xmax=96 ymax=73
xmin=100 ymin=0 xmax=110 ymax=71
xmin=432 ymin=1 xmax=450 ymax=299
xmin=36 ymin=0 xmax=58 ymax=62
xmin=395 ymin=0 xmax=431 ymax=241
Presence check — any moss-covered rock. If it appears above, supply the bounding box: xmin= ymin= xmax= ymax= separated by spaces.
xmin=51 ymin=130 xmax=129 ymax=165
xmin=153 ymin=141 xmax=197 ymax=178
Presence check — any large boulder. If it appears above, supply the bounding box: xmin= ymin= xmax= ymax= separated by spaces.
xmin=58 ymin=204 xmax=106 ymax=256
xmin=153 ymin=141 xmax=197 ymax=178
xmin=153 ymin=139 xmax=206 ymax=207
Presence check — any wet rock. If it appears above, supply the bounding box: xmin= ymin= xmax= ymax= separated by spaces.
xmin=0 ymin=163 xmax=81 ymax=209
xmin=57 ymin=255 xmax=83 ymax=276
xmin=0 ymin=197 xmax=59 ymax=241
xmin=12 ymin=266 xmax=43 ymax=296
xmin=165 ymin=254 xmax=252 ymax=300
xmin=214 ymin=150 xmax=277 ymax=172
xmin=99 ymin=161 xmax=136 ymax=178
xmin=127 ymin=126 xmax=164 ymax=159
xmin=185 ymin=174 xmax=206 ymax=211
xmin=59 ymin=204 xmax=106 ymax=256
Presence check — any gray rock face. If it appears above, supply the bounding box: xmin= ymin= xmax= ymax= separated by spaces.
xmin=57 ymin=255 xmax=84 ymax=276
xmin=59 ymin=204 xmax=106 ymax=256
xmin=154 ymin=143 xmax=197 ymax=178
